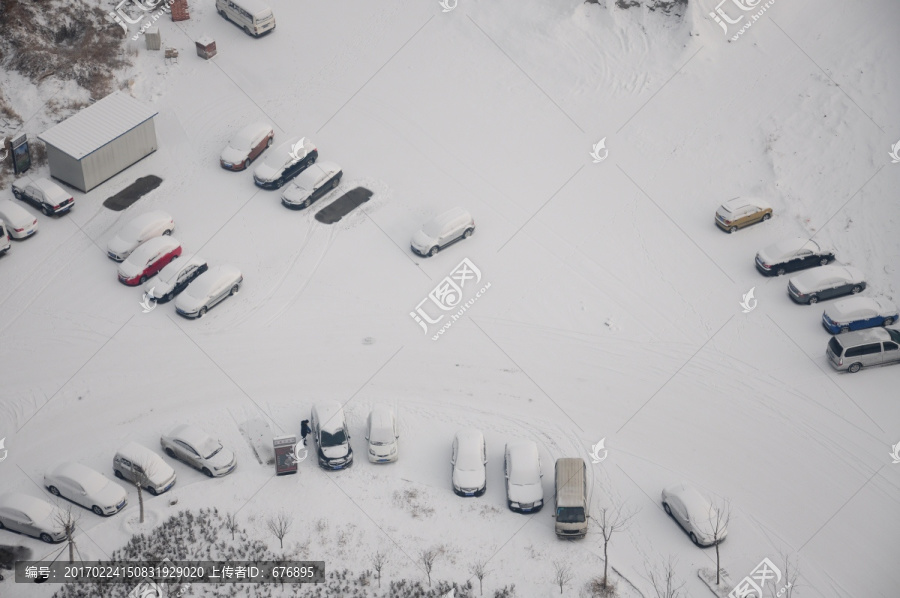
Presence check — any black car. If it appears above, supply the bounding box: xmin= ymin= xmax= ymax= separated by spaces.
xmin=252 ymin=136 xmax=318 ymax=189
xmin=787 ymin=265 xmax=867 ymax=304
xmin=755 ymin=238 xmax=835 ymax=276
xmin=145 ymin=255 xmax=209 ymax=303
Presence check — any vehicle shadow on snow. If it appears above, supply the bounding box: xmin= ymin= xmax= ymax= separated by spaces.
xmin=314 ymin=187 xmax=373 ymax=224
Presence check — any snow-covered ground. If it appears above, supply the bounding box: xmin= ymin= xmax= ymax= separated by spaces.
xmin=1 ymin=0 xmax=899 ymax=596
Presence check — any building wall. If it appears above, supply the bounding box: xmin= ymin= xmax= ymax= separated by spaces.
xmin=79 ymin=118 xmax=158 ymax=192
xmin=46 ymin=145 xmax=86 ymax=192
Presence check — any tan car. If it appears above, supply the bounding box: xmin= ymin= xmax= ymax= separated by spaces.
xmin=715 ymin=197 xmax=772 ymax=233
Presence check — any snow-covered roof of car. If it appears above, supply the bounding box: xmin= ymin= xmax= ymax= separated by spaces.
xmin=719 ymin=197 xmax=770 ymax=213
xmin=118 ymin=211 xmax=172 ymax=237
xmin=230 ymin=122 xmax=272 ymax=150
xmin=454 ymin=428 xmax=484 ymax=467
xmin=791 ymin=265 xmax=865 ymax=289
xmin=761 ymin=237 xmax=821 ymax=261
xmin=665 ymin=483 xmax=713 ymax=516
xmin=315 ymin=401 xmax=346 ymax=433
xmin=826 ymin=297 xmax=896 ymax=321
xmin=167 ymin=424 xmax=220 ymax=457
xmin=184 ymin=265 xmax=242 ymax=297
xmin=832 ymin=326 xmax=895 ymax=346
xmin=0 ymin=492 xmax=55 ymax=519
xmin=506 ymin=441 xmax=540 ymax=484
xmin=48 ymin=462 xmax=106 ymax=493
xmin=124 ymin=236 xmax=181 ymax=265
xmin=38 ymin=92 xmax=158 ymax=160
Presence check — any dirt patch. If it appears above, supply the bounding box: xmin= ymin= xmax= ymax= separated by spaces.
xmin=103 ymin=175 xmax=163 ymax=211
xmin=315 ymin=187 xmax=373 ymax=224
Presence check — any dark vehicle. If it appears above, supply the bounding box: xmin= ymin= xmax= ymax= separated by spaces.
xmin=788 ymin=266 xmax=866 ymax=304
xmin=755 ymin=237 xmax=835 ymax=276
xmin=252 ymin=136 xmax=317 ymax=190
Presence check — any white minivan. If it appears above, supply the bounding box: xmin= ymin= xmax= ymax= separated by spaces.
xmin=113 ymin=442 xmax=176 ymax=495
xmin=216 ymin=0 xmax=275 ymax=37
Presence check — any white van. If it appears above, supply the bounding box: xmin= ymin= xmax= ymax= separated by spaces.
xmin=0 ymin=221 xmax=10 ymax=255
xmin=113 ymin=442 xmax=176 ymax=495
xmin=216 ymin=0 xmax=275 ymax=37
xmin=365 ymin=405 xmax=399 ymax=463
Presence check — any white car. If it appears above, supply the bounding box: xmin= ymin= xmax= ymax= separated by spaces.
xmin=220 ymin=122 xmax=274 ymax=171
xmin=0 ymin=199 xmax=38 ymax=238
xmin=504 ymin=441 xmax=543 ymax=513
xmin=107 ymin=210 xmax=175 ymax=261
xmin=252 ymin=136 xmax=318 ymax=189
xmin=280 ymin=161 xmax=343 ymax=209
xmin=365 ymin=405 xmax=399 ymax=463
xmin=451 ymin=428 xmax=487 ymax=497
xmin=144 ymin=254 xmax=209 ymax=303
xmin=411 ymin=208 xmax=475 ymax=257
xmin=161 ymin=424 xmax=237 ymax=477
xmin=174 ymin=265 xmax=243 ymax=319
xmin=661 ymin=483 xmax=728 ymax=546
xmin=12 ymin=177 xmax=74 ymax=216
xmin=44 ymin=462 xmax=127 ymax=516
xmin=0 ymin=492 xmax=67 ymax=543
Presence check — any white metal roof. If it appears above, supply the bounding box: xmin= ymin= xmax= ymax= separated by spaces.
xmin=38 ymin=92 xmax=158 ymax=160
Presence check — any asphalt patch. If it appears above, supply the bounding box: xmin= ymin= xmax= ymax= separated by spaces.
xmin=103 ymin=175 xmax=163 ymax=211
xmin=315 ymin=187 xmax=373 ymax=224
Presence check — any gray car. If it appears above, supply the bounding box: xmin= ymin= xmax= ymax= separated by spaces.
xmin=661 ymin=483 xmax=728 ymax=547
xmin=160 ymin=424 xmax=236 ymax=477
xmin=826 ymin=326 xmax=900 ymax=373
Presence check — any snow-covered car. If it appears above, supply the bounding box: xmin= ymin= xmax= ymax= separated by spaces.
xmin=755 ymin=237 xmax=835 ymax=276
xmin=0 ymin=221 xmax=9 ymax=255
xmin=787 ymin=265 xmax=866 ymax=304
xmin=113 ymin=442 xmax=176 ymax=495
xmin=826 ymin=326 xmax=900 ymax=373
xmin=822 ymin=296 xmax=898 ymax=334
xmin=280 ymin=161 xmax=342 ymax=209
xmin=160 ymin=424 xmax=237 ymax=477
xmin=44 ymin=462 xmax=127 ymax=516
xmin=504 ymin=441 xmax=543 ymax=513
xmin=0 ymin=199 xmax=38 ymax=239
xmin=220 ymin=122 xmax=274 ymax=171
xmin=12 ymin=177 xmax=74 ymax=216
xmin=365 ymin=405 xmax=399 ymax=464
xmin=252 ymin=136 xmax=317 ymax=189
xmin=411 ymin=207 xmax=475 ymax=257
xmin=661 ymin=483 xmax=727 ymax=547
xmin=311 ymin=400 xmax=353 ymax=470
xmin=0 ymin=492 xmax=67 ymax=543
xmin=714 ymin=197 xmax=771 ymax=233
xmin=107 ymin=211 xmax=175 ymax=261
xmin=144 ymin=254 xmax=209 ymax=303
xmin=174 ymin=265 xmax=243 ymax=318
xmin=117 ymin=236 xmax=182 ymax=286
xmin=451 ymin=428 xmax=487 ymax=497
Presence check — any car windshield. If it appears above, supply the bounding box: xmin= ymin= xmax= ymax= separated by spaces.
xmin=369 ymin=427 xmax=394 ymax=445
xmin=888 ymin=329 xmax=900 ymax=343
xmin=422 ymin=220 xmax=443 ymax=238
xmin=557 ymin=507 xmax=585 ymax=523
xmin=202 ymin=443 xmax=223 ymax=460
xmin=79 ymin=473 xmax=106 ymax=494
xmin=321 ymin=428 xmax=347 ymax=447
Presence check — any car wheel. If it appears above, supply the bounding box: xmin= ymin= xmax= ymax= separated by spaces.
xmin=729 ymin=226 xmax=737 ymax=233
xmin=202 ymin=467 xmax=213 ymax=478
xmin=663 ymin=502 xmax=671 ymax=516
xmin=851 ymin=285 xmax=862 ymax=294
xmin=218 ymin=9 xmax=226 ymax=17
xmin=302 ymin=197 xmax=311 ymax=208
xmin=884 ymin=317 xmax=894 ymax=326
xmin=40 ymin=533 xmax=54 ymax=543
xmin=114 ymin=469 xmax=124 ymax=479
xmin=146 ymin=486 xmax=158 ymax=496
xmin=267 ymin=136 xmax=273 ymax=147
xmin=0 ymin=520 xmax=4 ymax=529
xmin=12 ymin=189 xmax=21 ymax=199
xmin=848 ymin=362 xmax=862 ymax=373
xmin=331 ymin=178 xmax=339 ymax=189
xmin=230 ymin=284 xmax=239 ymax=296
xmin=163 ymin=228 xmax=172 ymax=236
xmin=840 ymin=326 xmax=850 ymax=333
xmin=139 ymin=275 xmax=147 ymax=284
xmin=776 ymin=268 xmax=786 ymax=276
xmin=198 ymin=307 xmax=207 ymax=318
xmin=428 ymin=246 xmax=439 ymax=257
xmin=165 ymin=447 xmax=176 ymax=458
xmin=762 ymin=212 xmax=771 ymax=221
xmin=49 ymin=486 xmax=60 ymax=496
xmin=463 ymin=228 xmax=474 ymax=239
xmin=305 ymin=157 xmax=315 ymax=168
xmin=165 ymin=292 xmax=174 ymax=302
xmin=808 ymin=295 xmax=818 ymax=304
xmin=275 ymin=178 xmax=284 ymax=188
xmin=92 ymin=506 xmax=103 ymax=516
xmin=820 ymin=258 xmax=829 ymax=266
xmin=244 ymin=25 xmax=252 ymax=35
xmin=689 ymin=532 xmax=699 ymax=545
xmin=42 ymin=205 xmax=52 ymax=216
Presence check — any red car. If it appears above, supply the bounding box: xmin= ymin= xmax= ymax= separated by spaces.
xmin=117 ymin=236 xmax=182 ymax=286
xmin=220 ymin=122 xmax=275 ymax=171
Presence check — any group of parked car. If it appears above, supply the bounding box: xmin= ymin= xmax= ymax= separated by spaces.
xmin=105 ymin=210 xmax=243 ymax=318
xmin=0 ymin=425 xmax=235 ymax=544
xmin=0 ymin=176 xmax=74 ymax=255
xmin=714 ymin=196 xmax=899 ymax=374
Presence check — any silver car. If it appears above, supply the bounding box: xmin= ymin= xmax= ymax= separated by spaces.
xmin=451 ymin=428 xmax=487 ymax=497
xmin=174 ymin=265 xmax=243 ymax=318
xmin=661 ymin=483 xmax=727 ymax=546
xmin=826 ymin=327 xmax=900 ymax=373
xmin=504 ymin=441 xmax=543 ymax=513
xmin=0 ymin=492 xmax=67 ymax=543
xmin=44 ymin=462 xmax=127 ymax=516
xmin=161 ymin=424 xmax=237 ymax=477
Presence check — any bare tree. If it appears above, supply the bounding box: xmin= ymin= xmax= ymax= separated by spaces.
xmin=767 ymin=553 xmax=799 ymax=598
xmin=596 ymin=503 xmax=638 ymax=588
xmin=53 ymin=504 xmax=80 ymax=564
xmin=125 ymin=457 xmax=160 ymax=524
xmin=372 ymin=550 xmax=388 ymax=588
xmin=552 ymin=560 xmax=574 ymax=595
xmin=646 ymin=556 xmax=685 ymax=598
xmin=224 ymin=512 xmax=240 ymax=540
xmin=420 ymin=548 xmax=438 ymax=587
xmin=705 ymin=500 xmax=731 ymax=586
xmin=470 ymin=558 xmax=489 ymax=596
xmin=266 ymin=511 xmax=294 ymax=549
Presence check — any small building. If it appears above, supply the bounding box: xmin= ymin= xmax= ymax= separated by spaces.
xmin=38 ymin=92 xmax=158 ymax=192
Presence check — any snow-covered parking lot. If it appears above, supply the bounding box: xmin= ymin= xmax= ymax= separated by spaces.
xmin=1 ymin=0 xmax=898 ymax=596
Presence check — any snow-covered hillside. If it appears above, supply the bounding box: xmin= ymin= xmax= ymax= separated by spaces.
xmin=1 ymin=0 xmax=898 ymax=597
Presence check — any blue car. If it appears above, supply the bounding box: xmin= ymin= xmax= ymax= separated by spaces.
xmin=822 ymin=296 xmax=898 ymax=334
